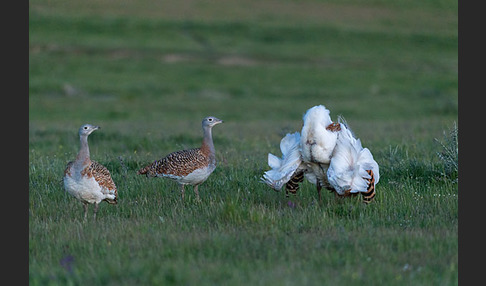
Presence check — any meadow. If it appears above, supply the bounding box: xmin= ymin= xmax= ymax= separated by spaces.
xmin=29 ymin=0 xmax=458 ymax=285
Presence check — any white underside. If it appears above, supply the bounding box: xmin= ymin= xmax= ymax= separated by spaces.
xmin=158 ymin=165 xmax=215 ymax=185
xmin=64 ymin=172 xmax=116 ymax=204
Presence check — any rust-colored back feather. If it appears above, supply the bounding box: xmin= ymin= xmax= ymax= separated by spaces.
xmin=326 ymin=122 xmax=341 ymax=132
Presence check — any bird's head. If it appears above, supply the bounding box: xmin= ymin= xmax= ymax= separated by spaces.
xmin=78 ymin=124 xmax=100 ymax=137
xmin=202 ymin=116 xmax=223 ymax=128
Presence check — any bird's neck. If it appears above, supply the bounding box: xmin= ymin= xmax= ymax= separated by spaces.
xmin=201 ymin=126 xmax=215 ymax=159
xmin=75 ymin=135 xmax=91 ymax=168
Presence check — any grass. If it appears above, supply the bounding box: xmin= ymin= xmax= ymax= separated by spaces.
xmin=29 ymin=0 xmax=457 ymax=285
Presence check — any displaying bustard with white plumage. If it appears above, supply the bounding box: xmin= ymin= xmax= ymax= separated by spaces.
xmin=262 ymin=105 xmax=380 ymax=203
xmin=63 ymin=124 xmax=118 ymax=220
xmin=137 ymin=116 xmax=223 ymax=201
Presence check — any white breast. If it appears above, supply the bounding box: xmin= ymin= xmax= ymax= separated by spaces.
xmin=63 ymin=173 xmax=105 ymax=204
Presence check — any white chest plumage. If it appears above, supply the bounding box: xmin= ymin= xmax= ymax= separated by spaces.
xmin=63 ymin=168 xmax=104 ymax=204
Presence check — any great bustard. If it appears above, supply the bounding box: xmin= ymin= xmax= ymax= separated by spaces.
xmin=137 ymin=116 xmax=223 ymax=201
xmin=63 ymin=124 xmax=118 ymax=220
xmin=262 ymin=105 xmax=380 ymax=203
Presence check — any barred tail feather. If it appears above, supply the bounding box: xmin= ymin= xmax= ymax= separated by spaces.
xmin=137 ymin=163 xmax=156 ymax=176
xmin=361 ymin=170 xmax=376 ymax=203
xmin=137 ymin=166 xmax=149 ymax=175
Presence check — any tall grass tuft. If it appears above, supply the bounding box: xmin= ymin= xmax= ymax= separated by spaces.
xmin=435 ymin=122 xmax=458 ymax=181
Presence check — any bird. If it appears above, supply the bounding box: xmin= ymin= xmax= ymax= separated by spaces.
xmin=137 ymin=116 xmax=223 ymax=201
xmin=326 ymin=117 xmax=380 ymax=203
xmin=262 ymin=105 xmax=341 ymax=201
xmin=262 ymin=105 xmax=380 ymax=204
xmin=299 ymin=105 xmax=342 ymax=201
xmin=63 ymin=124 xmax=118 ymax=220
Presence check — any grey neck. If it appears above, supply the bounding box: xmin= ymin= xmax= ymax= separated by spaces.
xmin=75 ymin=135 xmax=91 ymax=167
xmin=202 ymin=125 xmax=215 ymax=158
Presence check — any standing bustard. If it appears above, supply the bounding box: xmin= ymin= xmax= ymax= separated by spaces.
xmin=137 ymin=116 xmax=223 ymax=201
xmin=63 ymin=124 xmax=118 ymax=220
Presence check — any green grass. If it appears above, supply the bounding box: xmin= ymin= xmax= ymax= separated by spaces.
xmin=29 ymin=0 xmax=457 ymax=285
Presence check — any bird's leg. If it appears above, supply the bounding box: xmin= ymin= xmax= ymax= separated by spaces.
xmin=83 ymin=203 xmax=89 ymax=221
xmin=180 ymin=184 xmax=185 ymax=201
xmin=194 ymin=185 xmax=201 ymax=201
xmin=316 ymin=180 xmax=322 ymax=202
xmin=93 ymin=203 xmax=99 ymax=220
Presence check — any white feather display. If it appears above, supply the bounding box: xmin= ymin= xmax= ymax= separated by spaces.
xmin=262 ymin=105 xmax=380 ymax=203
xmin=327 ymin=120 xmax=379 ymax=196
xmin=300 ymin=105 xmax=338 ymax=165
xmin=261 ymin=132 xmax=303 ymax=191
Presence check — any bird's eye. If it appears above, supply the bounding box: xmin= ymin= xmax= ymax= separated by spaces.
xmin=208 ymin=118 xmax=213 ymax=122
xmin=84 ymin=126 xmax=88 ymax=130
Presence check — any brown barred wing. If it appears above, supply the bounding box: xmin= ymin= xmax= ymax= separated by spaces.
xmin=83 ymin=161 xmax=118 ymax=204
xmin=64 ymin=161 xmax=74 ymax=177
xmin=138 ymin=148 xmax=210 ymax=178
